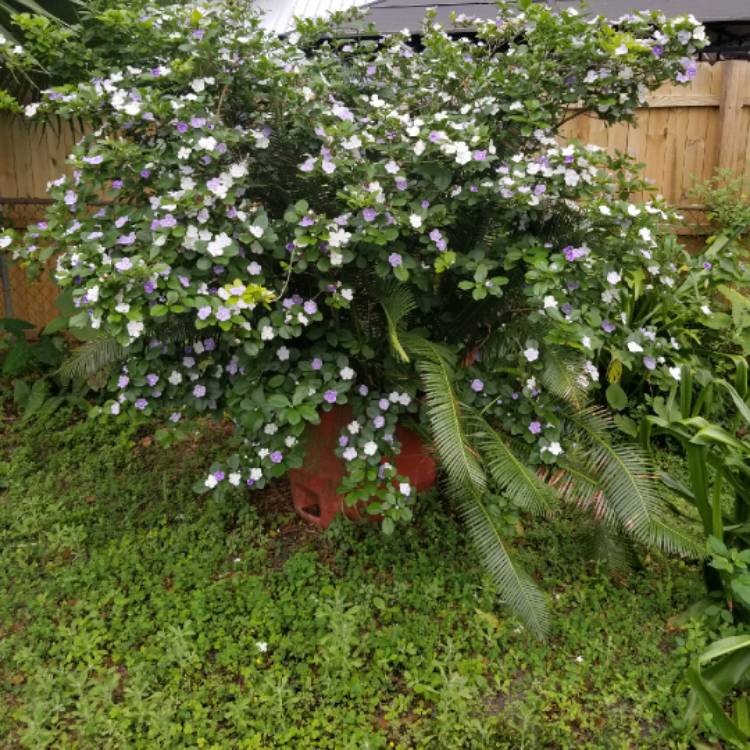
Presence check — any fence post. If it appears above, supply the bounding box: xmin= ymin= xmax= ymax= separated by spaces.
xmin=717 ymin=60 xmax=749 ymax=176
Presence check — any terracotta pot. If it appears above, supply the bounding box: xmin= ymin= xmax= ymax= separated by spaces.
xmin=288 ymin=405 xmax=436 ymax=528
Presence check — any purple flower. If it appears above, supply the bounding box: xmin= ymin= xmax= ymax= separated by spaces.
xmin=192 ymin=28 xmax=205 ymax=39
xmin=193 ymin=384 xmax=207 ymax=398
xmin=83 ymin=155 xmax=103 ymax=165
xmin=197 ymin=306 xmax=212 ymax=320
xmin=429 ymin=229 xmax=442 ymax=242
xmin=561 ymin=303 xmax=573 ymax=315
xmin=214 ymin=471 xmax=225 ymax=481
xmin=64 ymin=190 xmax=77 ymax=206
xmin=216 ymin=307 xmax=231 ymax=322
xmin=703 ymin=261 xmax=712 ymax=271
xmin=643 ymin=356 xmax=657 ymax=371
xmin=358 ymin=384 xmax=369 ymax=396
xmin=303 ymin=300 xmax=318 ymax=315
xmin=117 ymin=375 xmax=130 ymax=389
xmin=146 ymin=373 xmax=159 ymax=387
xmin=270 ymin=451 xmax=283 ymax=464
xmin=601 ymin=320 xmax=616 ymax=333
xmin=652 ymin=44 xmax=663 ymax=57
xmin=140 ymin=169 xmax=151 ymax=179
xmin=323 ymin=389 xmax=337 ymax=403
xmin=473 ymin=149 xmax=488 ymax=162
xmin=134 ymin=398 xmax=148 ymax=410
xmin=428 ymin=131 xmax=442 ymax=143
xmin=299 ymin=215 xmax=315 ymax=227
xmin=363 ymin=207 xmax=378 ymax=222
xmin=388 ymin=252 xmax=403 ymax=268
xmin=373 ymin=415 xmax=385 ymax=428
xmin=144 ymin=280 xmax=156 ymax=294
xmin=311 ymin=357 xmax=323 ymax=371
xmin=176 ymin=121 xmax=189 ymax=133
xmin=470 ymin=379 xmax=484 ymax=393
xmin=178 ymin=275 xmax=190 ymax=288
xmin=170 ymin=412 xmax=182 ymax=423
xmin=338 ymin=436 xmax=349 ymax=447
xmin=421 ymin=200 xmax=430 ymax=209
xmin=117 ymin=232 xmax=136 ymax=246
xmin=378 ymin=398 xmax=390 ymax=411
xmin=395 ymin=177 xmax=408 ymax=191
xmin=528 ymin=421 xmax=542 ymax=435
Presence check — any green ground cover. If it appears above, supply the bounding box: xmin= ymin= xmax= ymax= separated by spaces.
xmin=0 ymin=411 xmax=708 ymax=749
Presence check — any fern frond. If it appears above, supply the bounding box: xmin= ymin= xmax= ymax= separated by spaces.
xmin=567 ymin=407 xmax=670 ymax=549
xmin=59 ymin=337 xmax=126 ymax=381
xmin=379 ymin=283 xmax=416 ymax=363
xmin=647 ymin=516 xmax=704 ymax=558
xmin=539 ymin=348 xmax=589 ymax=411
xmin=457 ymin=479 xmax=549 ymax=639
xmin=582 ymin=520 xmax=639 ymax=573
xmin=416 ymin=355 xmax=486 ymax=493
xmin=472 ymin=415 xmax=557 ymax=516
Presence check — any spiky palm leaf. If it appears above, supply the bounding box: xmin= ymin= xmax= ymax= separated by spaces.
xmin=59 ymin=336 xmax=125 ymax=381
xmin=539 ymin=347 xmax=589 ymax=412
xmin=379 ymin=283 xmax=416 ymax=364
xmin=564 ymin=407 xmax=701 ymax=556
xmin=472 ymin=415 xmax=556 ymax=516
xmin=458 ymin=480 xmax=550 ymax=639
xmin=409 ymin=335 xmax=549 ymax=637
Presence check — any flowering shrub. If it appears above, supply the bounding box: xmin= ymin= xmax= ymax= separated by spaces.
xmin=0 ymin=0 xmax=716 ymax=633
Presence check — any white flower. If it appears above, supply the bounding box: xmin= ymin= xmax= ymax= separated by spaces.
xmin=347 ymin=420 xmax=361 ymax=435
xmin=110 ymin=402 xmax=120 ymax=415
xmin=606 ymin=271 xmax=621 ymax=285
xmin=399 ymin=482 xmax=412 ymax=496
xmin=229 ymin=472 xmax=241 ymax=486
xmin=342 ymin=447 xmax=358 ymax=461
xmin=168 ymin=371 xmax=182 ymax=385
xmin=340 ymin=288 xmax=354 ymax=301
xmin=342 ymin=135 xmax=361 ymax=150
xmin=260 ymin=326 xmax=275 ymax=341
xmin=543 ymin=295 xmax=557 ymax=309
xmin=264 ymin=423 xmax=278 ymax=435
xmin=544 ymin=441 xmax=564 ymax=456
xmin=340 ymin=366 xmax=355 ymax=380
xmin=328 ymin=228 xmax=351 ymax=248
xmin=524 ymin=347 xmax=539 ymax=362
xmin=701 ymin=304 xmax=711 ymax=315
xmin=627 ymin=341 xmax=644 ymax=353
xmin=0 ymin=236 xmax=12 ymax=249
xmin=639 ymin=227 xmax=653 ymax=243
xmin=627 ymin=204 xmax=641 ymax=217
xmin=329 ymin=250 xmax=344 ymax=267
xmin=24 ymin=102 xmax=40 ymax=118
xmin=197 ymin=136 xmax=217 ymax=151
xmin=668 ymin=366 xmax=682 ymax=381
xmin=398 ymin=393 xmax=411 ymax=406
xmin=363 ymin=441 xmax=378 ymax=456
xmin=413 ymin=140 xmax=425 ymax=156
xmin=284 ymin=436 xmax=298 ymax=448
xmin=205 ymin=474 xmax=218 ymax=489
xmin=277 ymin=346 xmax=290 ymax=361
xmin=249 ymin=468 xmax=263 ymax=481
xmin=256 ymin=641 xmax=268 ymax=653
xmin=207 ymin=232 xmax=232 ymax=257
xmin=582 ymin=336 xmax=592 ymax=349
xmin=115 ymin=302 xmax=130 ymax=314
xmin=409 ymin=214 xmax=423 ymax=229
xmin=249 ymin=225 xmax=264 ymax=239
xmin=87 ymin=285 xmax=100 ymax=303
xmin=127 ymin=320 xmax=144 ymax=339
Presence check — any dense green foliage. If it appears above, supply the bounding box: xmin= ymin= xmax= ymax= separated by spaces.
xmin=0 ymin=408 xmax=710 ymax=749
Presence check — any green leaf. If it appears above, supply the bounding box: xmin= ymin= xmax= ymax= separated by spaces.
xmin=606 ymin=383 xmax=628 ymax=411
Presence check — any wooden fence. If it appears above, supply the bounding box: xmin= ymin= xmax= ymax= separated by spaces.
xmin=1 ymin=60 xmax=750 ymax=327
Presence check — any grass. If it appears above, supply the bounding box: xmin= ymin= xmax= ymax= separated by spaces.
xmin=0 ymin=409 xmax=708 ymax=749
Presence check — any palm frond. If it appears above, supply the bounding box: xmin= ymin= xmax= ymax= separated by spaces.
xmin=539 ymin=348 xmax=589 ymax=411
xmin=472 ymin=415 xmax=557 ymax=516
xmin=567 ymin=407 xmax=687 ymax=553
xmin=582 ymin=520 xmax=640 ymax=573
xmin=379 ymin=283 xmax=416 ymax=363
xmin=458 ymin=480 xmax=550 ymax=639
xmin=416 ymin=354 xmax=486 ymax=493
xmin=647 ymin=516 xmax=704 ymax=558
xmin=59 ymin=336 xmax=125 ymax=381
